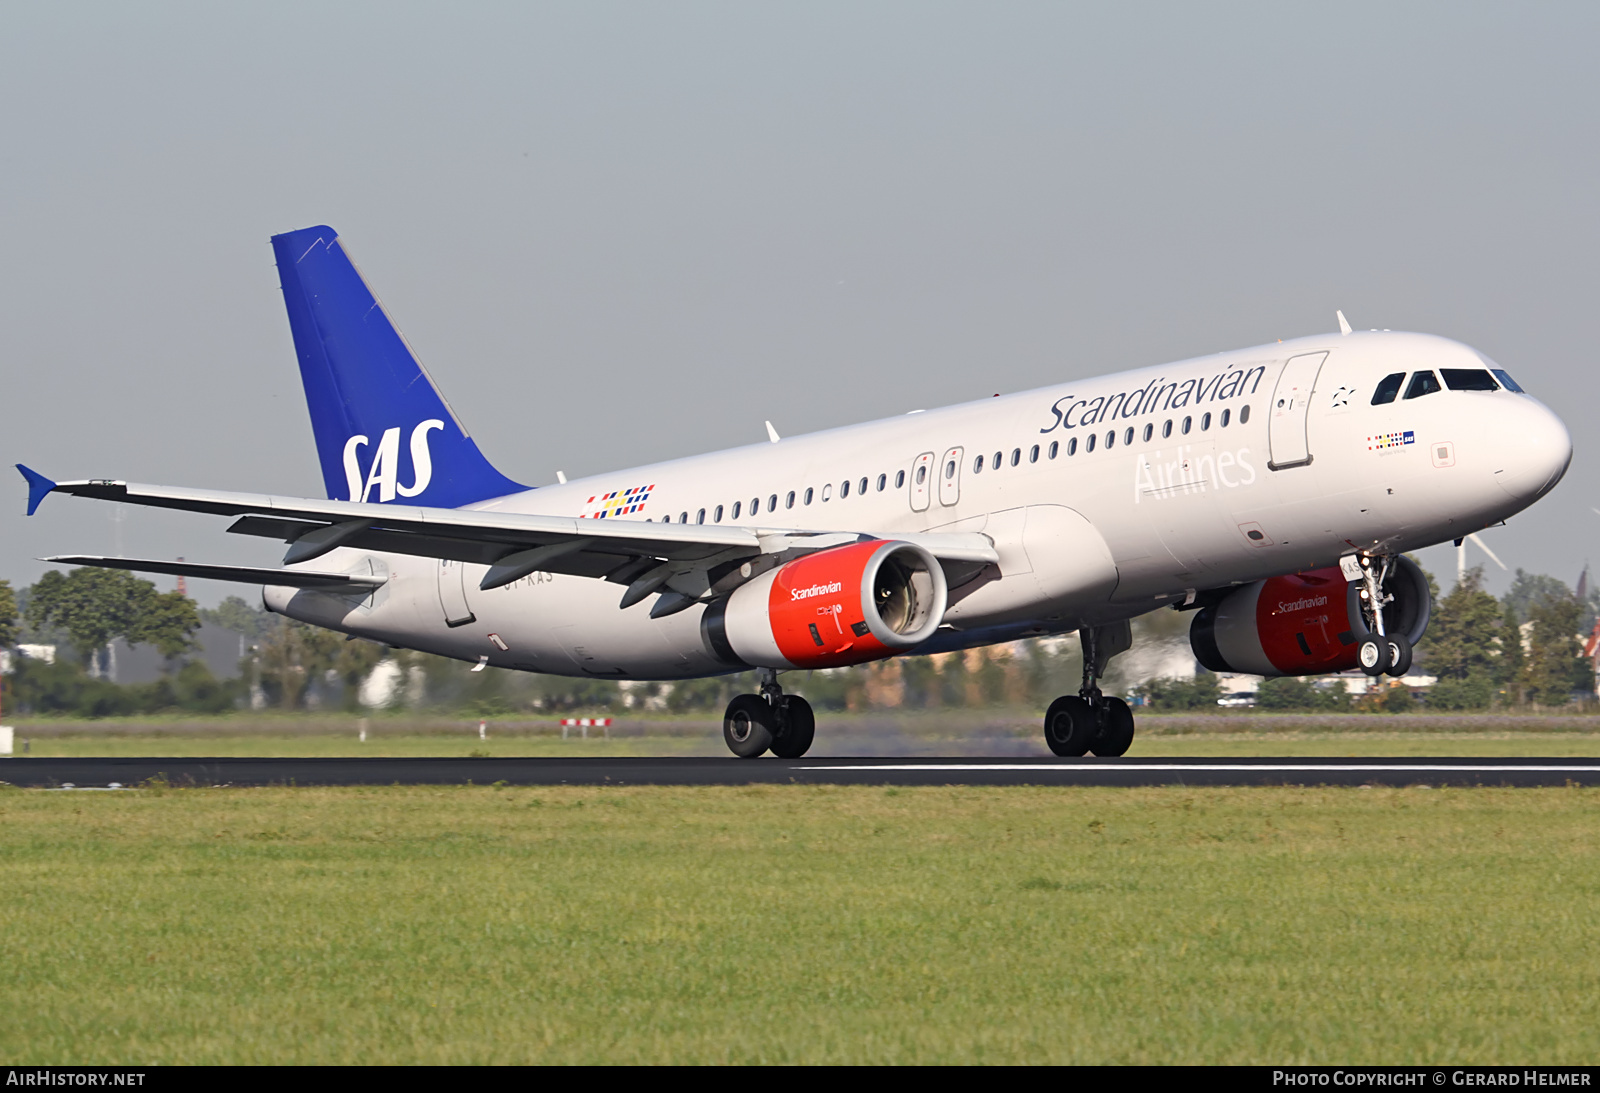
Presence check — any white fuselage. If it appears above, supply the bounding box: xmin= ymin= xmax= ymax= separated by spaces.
xmin=267 ymin=331 xmax=1570 ymax=679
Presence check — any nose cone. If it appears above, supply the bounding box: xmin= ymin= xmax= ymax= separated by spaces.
xmin=1494 ymin=397 xmax=1572 ymax=508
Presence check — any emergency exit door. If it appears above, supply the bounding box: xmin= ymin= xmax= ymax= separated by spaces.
xmin=1267 ymin=351 xmax=1329 ymax=469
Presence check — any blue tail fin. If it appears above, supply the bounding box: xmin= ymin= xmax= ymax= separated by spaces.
xmin=271 ymin=225 xmax=527 ymax=508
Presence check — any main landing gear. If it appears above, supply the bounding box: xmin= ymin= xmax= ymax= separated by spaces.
xmin=1043 ymin=621 xmax=1136 ymax=758
xmin=1354 ymin=553 xmax=1414 ymax=678
xmin=723 ymin=668 xmax=816 ymax=759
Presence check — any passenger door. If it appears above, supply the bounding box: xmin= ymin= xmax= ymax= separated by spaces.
xmin=1268 ymin=351 xmax=1329 ymax=469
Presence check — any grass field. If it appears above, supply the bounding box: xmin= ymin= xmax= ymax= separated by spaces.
xmin=1 ymin=783 xmax=1597 ymax=1063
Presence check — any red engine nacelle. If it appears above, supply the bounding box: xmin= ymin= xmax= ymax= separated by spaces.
xmin=1190 ymin=556 xmax=1431 ymax=676
xmin=702 ymin=540 xmax=948 ymax=669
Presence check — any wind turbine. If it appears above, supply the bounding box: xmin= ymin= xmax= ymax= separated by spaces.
xmin=1457 ymin=532 xmax=1507 ymax=583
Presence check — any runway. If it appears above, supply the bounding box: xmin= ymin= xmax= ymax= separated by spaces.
xmin=5 ymin=756 xmax=1600 ymax=788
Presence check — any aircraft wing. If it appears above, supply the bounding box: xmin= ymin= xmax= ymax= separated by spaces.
xmin=22 ymin=468 xmax=998 ymax=606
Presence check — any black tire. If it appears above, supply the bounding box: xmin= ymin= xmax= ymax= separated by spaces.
xmin=1357 ymin=637 xmax=1389 ymax=677
xmin=1043 ymin=695 xmax=1095 ymax=757
xmin=1091 ymin=696 xmax=1135 ymax=757
xmin=1385 ymin=633 xmax=1413 ymax=677
xmin=770 ymin=695 xmax=816 ymax=759
xmin=723 ymin=694 xmax=775 ymax=758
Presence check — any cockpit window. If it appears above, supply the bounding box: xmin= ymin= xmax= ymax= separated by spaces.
xmin=1404 ymin=371 xmax=1442 ymax=399
xmin=1491 ymin=369 xmax=1524 ymax=393
xmin=1371 ymin=372 xmax=1405 ymax=405
xmin=1441 ymin=368 xmax=1498 ymax=392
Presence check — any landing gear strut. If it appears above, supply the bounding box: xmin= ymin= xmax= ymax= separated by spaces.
xmin=1354 ymin=553 xmax=1414 ymax=678
xmin=723 ymin=668 xmax=815 ymax=759
xmin=1043 ymin=622 xmax=1135 ymax=758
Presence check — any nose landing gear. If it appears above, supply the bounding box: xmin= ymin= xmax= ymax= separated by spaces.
xmin=722 ymin=668 xmax=816 ymax=759
xmin=1354 ymin=553 xmax=1416 ymax=677
xmin=1043 ymin=621 xmax=1136 ymax=758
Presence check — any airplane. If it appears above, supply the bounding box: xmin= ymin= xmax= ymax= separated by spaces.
xmin=17 ymin=226 xmax=1573 ymax=758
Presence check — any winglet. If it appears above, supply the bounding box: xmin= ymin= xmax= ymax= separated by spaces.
xmin=1336 ymin=310 xmax=1352 ymax=336
xmin=16 ymin=464 xmax=57 ymax=516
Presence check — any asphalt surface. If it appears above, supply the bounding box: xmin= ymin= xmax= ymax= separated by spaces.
xmin=4 ymin=756 xmax=1599 ymax=788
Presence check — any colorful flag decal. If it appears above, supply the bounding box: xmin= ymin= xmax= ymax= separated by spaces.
xmin=1367 ymin=431 xmax=1415 ymax=451
xmin=582 ymin=484 xmax=655 ymax=519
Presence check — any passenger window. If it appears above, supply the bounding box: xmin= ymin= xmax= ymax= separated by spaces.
xmin=680 ymin=512 xmax=688 ymax=523
xmin=822 ymin=484 xmax=833 ymax=501
xmin=1404 ymin=371 xmax=1442 ymax=399
xmin=877 ymin=474 xmax=886 ymax=491
xmin=1104 ymin=431 xmax=1115 ymax=449
xmin=945 ymin=460 xmax=956 ymax=480
xmin=731 ymin=501 xmax=741 ymax=520
xmin=1011 ymin=448 xmax=1021 ymax=467
xmin=786 ymin=491 xmax=795 ymax=509
xmin=974 ymin=454 xmax=985 ymax=474
xmin=1220 ymin=408 xmax=1230 ymax=427
xmin=1066 ymin=437 xmax=1076 ymax=456
xmin=1491 ymin=369 xmax=1524 ymax=393
xmin=1162 ymin=419 xmax=1172 ymax=439
xmin=993 ymin=451 xmax=1002 ymax=469
xmin=1371 ymin=372 xmax=1405 ymax=405
xmin=1030 ymin=445 xmax=1040 ymax=463
xmin=915 ymin=466 xmax=926 ymax=485
xmin=696 ymin=508 xmax=706 ymax=524
xmin=1441 ymin=368 xmax=1498 ymax=392
xmin=715 ymin=505 xmax=724 ymax=523
xmin=1201 ymin=412 xmax=1211 ymax=431
xmin=1122 ymin=427 xmax=1133 ymax=446
xmin=840 ymin=480 xmax=850 ymax=498
xmin=660 ymin=514 xmax=669 ymax=524
xmin=1239 ymin=404 xmax=1251 ymax=423
xmin=859 ymin=477 xmax=868 ymax=495
xmin=1085 ymin=434 xmax=1096 ymax=452
xmin=1142 ymin=424 xmax=1152 ymax=442
xmin=1048 ymin=441 xmax=1059 ymax=459
xmin=1182 ymin=416 xmax=1192 ymax=435
xmin=804 ymin=488 xmax=813 ymax=505
xmin=897 ymin=470 xmax=907 ymax=488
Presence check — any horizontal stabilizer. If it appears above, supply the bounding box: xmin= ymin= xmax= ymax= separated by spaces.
xmin=41 ymin=556 xmax=388 ymax=592
xmin=16 ymin=464 xmax=57 ymax=516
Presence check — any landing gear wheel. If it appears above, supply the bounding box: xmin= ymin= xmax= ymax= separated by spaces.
xmin=770 ymin=695 xmax=816 ymax=759
xmin=723 ymin=694 xmax=775 ymax=758
xmin=1091 ymin=696 xmax=1135 ymax=757
xmin=1357 ymin=637 xmax=1390 ymax=677
xmin=1384 ymin=633 xmax=1413 ymax=677
xmin=1044 ymin=695 xmax=1096 ymax=757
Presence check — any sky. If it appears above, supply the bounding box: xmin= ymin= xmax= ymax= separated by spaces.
xmin=2 ymin=1 xmax=1597 ymax=605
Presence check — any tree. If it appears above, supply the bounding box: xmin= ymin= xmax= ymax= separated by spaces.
xmin=256 ymin=617 xmax=344 ymax=709
xmin=200 ymin=596 xmax=271 ymax=640
xmin=1425 ymin=568 xmax=1504 ymax=684
xmin=1497 ymin=599 xmax=1526 ymax=703
xmin=1503 ymin=570 xmax=1571 ymax=627
xmin=26 ymin=568 xmax=199 ymax=669
xmin=1137 ymin=673 xmax=1222 ymax=710
xmin=1524 ymin=590 xmax=1587 ymax=705
xmin=0 ymin=579 xmax=16 ymax=649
